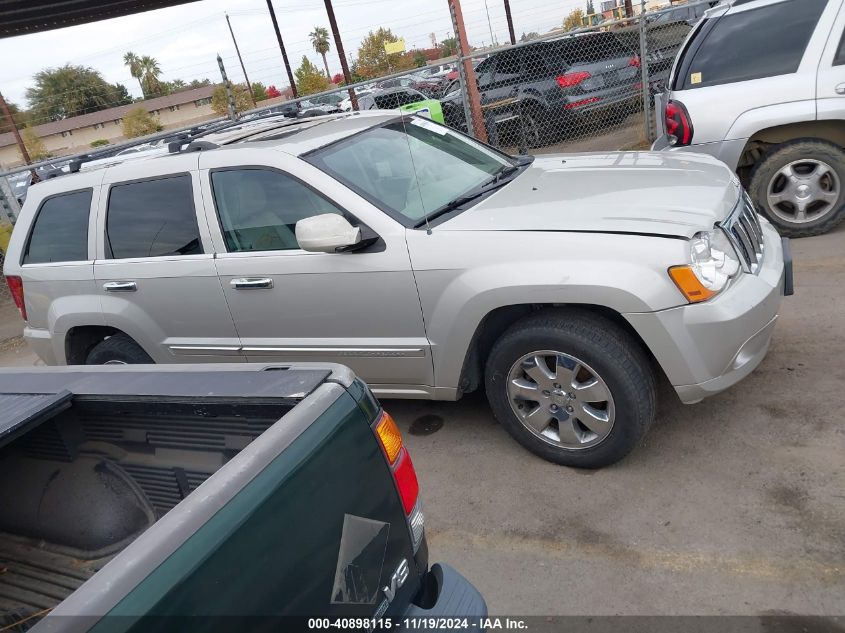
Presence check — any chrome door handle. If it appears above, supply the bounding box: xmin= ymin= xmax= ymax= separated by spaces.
xmin=231 ymin=277 xmax=274 ymax=290
xmin=103 ymin=281 xmax=137 ymax=292
xmin=836 ymin=83 xmax=845 ymax=95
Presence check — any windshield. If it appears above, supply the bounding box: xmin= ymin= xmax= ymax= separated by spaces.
xmin=307 ymin=117 xmax=513 ymax=225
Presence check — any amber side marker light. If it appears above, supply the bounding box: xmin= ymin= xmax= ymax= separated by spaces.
xmin=669 ymin=266 xmax=716 ymax=303
xmin=375 ymin=411 xmax=403 ymax=465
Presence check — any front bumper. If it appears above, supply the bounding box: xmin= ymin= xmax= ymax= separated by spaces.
xmin=625 ymin=219 xmax=789 ymax=404
xmin=401 ymin=564 xmax=487 ymax=631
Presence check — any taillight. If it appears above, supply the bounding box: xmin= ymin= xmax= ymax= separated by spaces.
xmin=393 ymin=450 xmax=419 ymax=515
xmin=556 ymin=71 xmax=591 ymax=88
xmin=375 ymin=411 xmax=424 ymax=551
xmin=5 ymin=276 xmax=26 ymax=321
xmin=665 ymin=99 xmax=694 ymax=146
xmin=629 ymin=55 xmax=641 ymax=68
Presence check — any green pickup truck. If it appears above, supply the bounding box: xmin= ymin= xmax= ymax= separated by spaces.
xmin=0 ymin=364 xmax=485 ymax=631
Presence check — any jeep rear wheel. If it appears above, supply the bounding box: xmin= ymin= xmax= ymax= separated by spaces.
xmin=485 ymin=309 xmax=656 ymax=469
xmin=86 ymin=334 xmax=153 ymax=365
xmin=749 ymin=140 xmax=845 ymax=237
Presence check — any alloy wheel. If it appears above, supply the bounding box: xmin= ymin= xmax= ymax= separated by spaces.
xmin=766 ymin=159 xmax=841 ymax=224
xmin=506 ymin=350 xmax=615 ymax=450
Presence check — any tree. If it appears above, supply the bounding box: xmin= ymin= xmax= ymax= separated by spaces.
xmin=26 ymin=64 xmax=132 ymax=122
xmin=251 ymin=82 xmax=268 ymax=102
xmin=0 ymin=101 xmax=31 ymax=134
xmin=294 ymin=56 xmax=331 ymax=96
xmin=188 ymin=78 xmax=212 ymax=90
xmin=266 ymin=85 xmax=282 ymax=98
xmin=413 ymin=51 xmax=427 ymax=68
xmin=139 ymin=56 xmax=163 ymax=97
xmin=440 ymin=37 xmax=459 ymax=57
xmin=309 ymin=26 xmax=332 ymax=78
xmin=331 ymin=73 xmax=344 ymax=85
xmin=123 ymin=52 xmax=144 ymax=96
xmin=20 ymin=127 xmax=49 ymax=161
xmin=121 ymin=107 xmax=162 ymax=138
xmin=355 ymin=28 xmax=415 ymax=79
xmin=520 ymin=32 xmax=540 ymax=42
xmin=211 ymin=83 xmax=252 ymax=116
xmin=564 ymin=8 xmax=586 ymax=30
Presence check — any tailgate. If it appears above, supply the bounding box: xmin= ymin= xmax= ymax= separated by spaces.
xmin=46 ymin=380 xmax=423 ymax=628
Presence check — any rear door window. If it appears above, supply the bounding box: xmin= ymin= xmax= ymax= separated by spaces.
xmin=678 ymin=0 xmax=828 ymax=89
xmin=106 ymin=174 xmax=202 ymax=259
xmin=834 ymin=30 xmax=845 ymax=66
xmin=24 ymin=189 xmax=92 ymax=264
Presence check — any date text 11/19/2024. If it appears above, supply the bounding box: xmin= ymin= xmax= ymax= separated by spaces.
xmin=307 ymin=617 xmax=528 ymax=630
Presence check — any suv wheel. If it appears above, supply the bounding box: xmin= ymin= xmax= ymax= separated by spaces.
xmin=86 ymin=334 xmax=153 ymax=365
xmin=485 ymin=309 xmax=656 ymax=469
xmin=749 ymin=140 xmax=845 ymax=237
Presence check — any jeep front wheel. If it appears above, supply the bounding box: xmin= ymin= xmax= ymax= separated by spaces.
xmin=485 ymin=309 xmax=656 ymax=469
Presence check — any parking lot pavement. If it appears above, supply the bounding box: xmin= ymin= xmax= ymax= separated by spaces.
xmin=0 ymin=228 xmax=842 ymax=617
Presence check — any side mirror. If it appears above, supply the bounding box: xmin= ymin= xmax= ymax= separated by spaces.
xmin=295 ymin=214 xmax=361 ymax=253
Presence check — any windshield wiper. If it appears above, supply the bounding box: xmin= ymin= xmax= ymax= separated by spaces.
xmin=413 ymin=164 xmax=521 ymax=229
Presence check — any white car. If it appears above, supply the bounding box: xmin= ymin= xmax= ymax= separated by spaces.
xmin=653 ymin=0 xmax=845 ymax=237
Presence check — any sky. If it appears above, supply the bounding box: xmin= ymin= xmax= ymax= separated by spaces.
xmin=0 ymin=0 xmax=588 ymax=115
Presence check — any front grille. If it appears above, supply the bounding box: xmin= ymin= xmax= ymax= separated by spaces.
xmin=720 ymin=193 xmax=765 ymax=275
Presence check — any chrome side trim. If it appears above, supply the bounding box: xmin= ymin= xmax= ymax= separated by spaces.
xmin=242 ymin=347 xmax=425 ymax=358
xmin=169 ymin=346 xmax=242 ymax=356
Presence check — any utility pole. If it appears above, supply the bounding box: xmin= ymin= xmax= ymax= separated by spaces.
xmin=624 ymin=0 xmax=634 ymax=17
xmin=225 ymin=13 xmax=257 ymax=108
xmin=266 ymin=0 xmax=298 ymax=99
xmin=503 ymin=0 xmax=516 ymax=45
xmin=483 ymin=0 xmax=495 ymax=46
xmin=217 ymin=54 xmax=238 ymax=121
xmin=449 ymin=0 xmax=486 ymax=143
xmin=0 ymin=92 xmax=31 ymax=166
xmin=323 ymin=0 xmax=358 ymax=110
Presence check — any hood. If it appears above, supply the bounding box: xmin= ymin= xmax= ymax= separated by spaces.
xmin=440 ymin=151 xmax=741 ymax=239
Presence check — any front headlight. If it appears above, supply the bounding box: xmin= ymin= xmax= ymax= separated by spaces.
xmin=669 ymin=230 xmax=741 ymax=303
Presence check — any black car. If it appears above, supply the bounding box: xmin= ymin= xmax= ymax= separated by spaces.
xmin=441 ymin=32 xmax=642 ymax=147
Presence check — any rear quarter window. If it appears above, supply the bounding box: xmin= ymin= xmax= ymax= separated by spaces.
xmin=106 ymin=174 xmax=202 ymax=259
xmin=677 ymin=0 xmax=828 ymax=90
xmin=23 ymin=189 xmax=92 ymax=264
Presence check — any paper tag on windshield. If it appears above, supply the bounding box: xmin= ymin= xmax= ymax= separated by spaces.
xmin=690 ymin=72 xmax=702 ymax=85
xmin=412 ymin=117 xmax=447 ymax=135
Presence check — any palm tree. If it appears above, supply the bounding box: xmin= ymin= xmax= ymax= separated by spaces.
xmin=123 ymin=52 xmax=144 ymax=97
xmin=139 ymin=55 xmax=163 ymax=98
xmin=309 ymin=27 xmax=332 ymax=78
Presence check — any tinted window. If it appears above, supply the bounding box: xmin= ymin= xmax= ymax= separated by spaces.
xmin=495 ymin=49 xmax=522 ymax=76
xmin=835 ymin=30 xmax=845 ymax=66
xmin=549 ymin=33 xmax=629 ymax=66
xmin=680 ymin=0 xmax=827 ymax=89
xmin=24 ymin=190 xmax=91 ymax=264
xmin=211 ymin=169 xmax=343 ymax=252
xmin=106 ymin=175 xmax=202 ymax=259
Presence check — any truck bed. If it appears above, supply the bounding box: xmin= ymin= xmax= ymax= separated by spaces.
xmin=0 ymin=366 xmax=333 ymax=629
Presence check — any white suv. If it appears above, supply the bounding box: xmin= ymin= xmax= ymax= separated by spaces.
xmin=653 ymin=0 xmax=845 ymax=237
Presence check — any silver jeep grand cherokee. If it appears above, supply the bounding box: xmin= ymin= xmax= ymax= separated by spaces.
xmin=3 ymin=112 xmax=793 ymax=468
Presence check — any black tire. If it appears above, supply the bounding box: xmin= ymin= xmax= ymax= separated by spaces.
xmin=748 ymin=139 xmax=845 ymax=238
xmin=86 ymin=334 xmax=153 ymax=365
xmin=484 ymin=309 xmax=656 ymax=469
xmin=517 ymin=103 xmax=551 ymax=149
